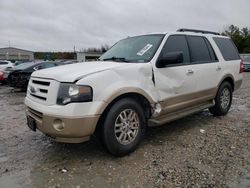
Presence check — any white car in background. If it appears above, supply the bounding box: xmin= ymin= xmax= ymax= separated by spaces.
xmin=242 ymin=55 xmax=250 ymax=71
xmin=0 ymin=60 xmax=13 ymax=71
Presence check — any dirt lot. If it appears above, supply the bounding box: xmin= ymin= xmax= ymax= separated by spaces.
xmin=0 ymin=73 xmax=249 ymax=188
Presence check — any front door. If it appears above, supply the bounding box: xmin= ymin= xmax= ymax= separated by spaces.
xmin=153 ymin=35 xmax=198 ymax=115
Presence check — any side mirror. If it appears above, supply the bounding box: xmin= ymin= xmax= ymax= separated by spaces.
xmin=33 ymin=65 xmax=42 ymax=71
xmin=156 ymin=52 xmax=183 ymax=68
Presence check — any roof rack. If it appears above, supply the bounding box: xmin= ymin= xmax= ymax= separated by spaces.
xmin=177 ymin=28 xmax=220 ymax=35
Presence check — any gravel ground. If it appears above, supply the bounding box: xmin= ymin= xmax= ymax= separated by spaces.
xmin=0 ymin=73 xmax=249 ymax=188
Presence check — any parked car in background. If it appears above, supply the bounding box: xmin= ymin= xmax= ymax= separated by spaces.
xmin=13 ymin=60 xmax=31 ymax=66
xmin=242 ymin=55 xmax=250 ymax=71
xmin=0 ymin=60 xmax=13 ymax=71
xmin=3 ymin=62 xmax=34 ymax=83
xmin=0 ymin=71 xmax=4 ymax=84
xmin=8 ymin=62 xmax=60 ymax=90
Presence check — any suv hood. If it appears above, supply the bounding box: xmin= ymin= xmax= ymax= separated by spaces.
xmin=31 ymin=61 xmax=128 ymax=82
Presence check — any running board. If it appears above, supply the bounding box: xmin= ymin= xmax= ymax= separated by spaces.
xmin=148 ymin=101 xmax=214 ymax=127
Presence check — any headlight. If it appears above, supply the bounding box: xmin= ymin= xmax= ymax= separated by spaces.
xmin=57 ymin=83 xmax=93 ymax=105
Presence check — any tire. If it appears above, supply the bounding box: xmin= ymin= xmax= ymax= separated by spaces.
xmin=209 ymin=81 xmax=233 ymax=116
xmin=101 ymin=98 xmax=146 ymax=157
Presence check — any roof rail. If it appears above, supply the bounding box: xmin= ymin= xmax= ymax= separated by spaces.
xmin=177 ymin=28 xmax=220 ymax=35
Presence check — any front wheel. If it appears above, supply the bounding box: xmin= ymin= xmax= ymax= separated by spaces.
xmin=209 ymin=81 xmax=233 ymax=116
xmin=101 ymin=98 xmax=146 ymax=157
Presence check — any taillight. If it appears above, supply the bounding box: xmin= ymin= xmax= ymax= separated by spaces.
xmin=240 ymin=59 xmax=244 ymax=73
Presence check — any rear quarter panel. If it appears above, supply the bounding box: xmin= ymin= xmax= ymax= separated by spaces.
xmin=207 ymin=35 xmax=243 ymax=90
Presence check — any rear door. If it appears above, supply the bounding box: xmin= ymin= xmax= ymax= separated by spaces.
xmin=186 ymin=36 xmax=220 ymax=98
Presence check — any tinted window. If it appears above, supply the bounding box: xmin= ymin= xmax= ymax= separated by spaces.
xmin=213 ymin=37 xmax=240 ymax=61
xmin=160 ymin=35 xmax=190 ymax=63
xmin=15 ymin=62 xmax=34 ymax=70
xmin=187 ymin=36 xmax=211 ymax=63
xmin=204 ymin=38 xmax=217 ymax=61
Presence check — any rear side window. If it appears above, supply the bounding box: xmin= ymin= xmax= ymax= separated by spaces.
xmin=187 ymin=36 xmax=211 ymax=63
xmin=160 ymin=35 xmax=190 ymax=63
xmin=213 ymin=37 xmax=240 ymax=61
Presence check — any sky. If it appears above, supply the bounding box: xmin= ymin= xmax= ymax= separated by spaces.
xmin=0 ymin=0 xmax=249 ymax=52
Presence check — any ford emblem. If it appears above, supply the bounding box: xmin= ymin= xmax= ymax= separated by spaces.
xmin=30 ymin=86 xmax=37 ymax=93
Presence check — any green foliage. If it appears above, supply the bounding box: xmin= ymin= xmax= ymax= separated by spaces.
xmin=222 ymin=25 xmax=250 ymax=53
xmin=83 ymin=44 xmax=109 ymax=53
xmin=34 ymin=45 xmax=109 ymax=60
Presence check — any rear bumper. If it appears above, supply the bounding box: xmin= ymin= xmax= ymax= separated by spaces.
xmin=26 ymin=107 xmax=99 ymax=143
xmin=244 ymin=64 xmax=250 ymax=71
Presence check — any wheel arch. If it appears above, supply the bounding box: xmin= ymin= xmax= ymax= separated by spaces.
xmin=94 ymin=90 xmax=154 ymax=134
xmin=218 ymin=74 xmax=235 ymax=92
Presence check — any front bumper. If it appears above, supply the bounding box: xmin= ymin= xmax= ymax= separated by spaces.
xmin=25 ymin=97 xmax=104 ymax=143
xmin=26 ymin=107 xmax=99 ymax=143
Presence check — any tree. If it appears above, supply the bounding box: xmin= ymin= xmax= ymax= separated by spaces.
xmin=83 ymin=44 xmax=110 ymax=53
xmin=222 ymin=25 xmax=250 ymax=53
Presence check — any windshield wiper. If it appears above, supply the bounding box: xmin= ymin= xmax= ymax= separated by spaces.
xmin=102 ymin=57 xmax=129 ymax=62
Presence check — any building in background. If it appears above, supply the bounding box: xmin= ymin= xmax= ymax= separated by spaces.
xmin=76 ymin=52 xmax=103 ymax=62
xmin=0 ymin=47 xmax=34 ymax=61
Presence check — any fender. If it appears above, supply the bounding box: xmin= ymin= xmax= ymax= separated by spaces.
xmin=95 ymin=87 xmax=157 ymax=115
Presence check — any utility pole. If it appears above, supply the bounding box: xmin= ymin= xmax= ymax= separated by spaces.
xmin=73 ymin=45 xmax=76 ymax=60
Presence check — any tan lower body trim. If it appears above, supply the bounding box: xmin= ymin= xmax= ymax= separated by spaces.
xmin=159 ymin=88 xmax=217 ymax=115
xmin=26 ymin=108 xmax=99 ymax=143
xmin=149 ymin=101 xmax=214 ymax=126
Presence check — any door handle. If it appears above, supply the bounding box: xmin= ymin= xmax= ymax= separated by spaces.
xmin=187 ymin=69 xmax=194 ymax=75
xmin=216 ymin=66 xmax=222 ymax=71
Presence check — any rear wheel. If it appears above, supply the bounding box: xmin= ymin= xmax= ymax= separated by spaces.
xmin=101 ymin=98 xmax=146 ymax=157
xmin=209 ymin=81 xmax=232 ymax=116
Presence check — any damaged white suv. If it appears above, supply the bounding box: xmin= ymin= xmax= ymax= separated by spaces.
xmin=25 ymin=29 xmax=243 ymax=156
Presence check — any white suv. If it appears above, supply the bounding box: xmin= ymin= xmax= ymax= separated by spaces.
xmin=25 ymin=29 xmax=243 ymax=156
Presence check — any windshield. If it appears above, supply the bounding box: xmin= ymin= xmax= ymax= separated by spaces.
xmin=99 ymin=34 xmax=164 ymax=63
xmin=15 ymin=62 xmax=34 ymax=70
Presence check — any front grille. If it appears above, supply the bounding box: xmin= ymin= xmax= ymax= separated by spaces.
xmin=39 ymin=89 xmax=48 ymax=94
xmin=30 ymin=93 xmax=47 ymax=101
xmin=27 ymin=77 xmax=59 ymax=105
xmin=28 ymin=78 xmax=51 ymax=102
xmin=32 ymin=80 xmax=50 ymax=86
